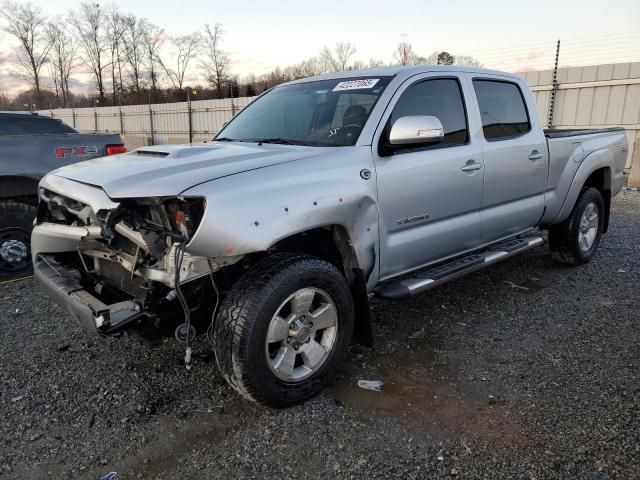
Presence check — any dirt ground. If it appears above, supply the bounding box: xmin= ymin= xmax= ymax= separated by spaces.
xmin=1 ymin=191 xmax=639 ymax=479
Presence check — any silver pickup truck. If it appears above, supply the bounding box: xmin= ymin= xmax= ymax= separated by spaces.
xmin=32 ymin=66 xmax=627 ymax=407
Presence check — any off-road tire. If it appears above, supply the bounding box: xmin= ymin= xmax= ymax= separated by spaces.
xmin=549 ymin=187 xmax=604 ymax=265
xmin=0 ymin=199 xmax=38 ymax=278
xmin=213 ymin=253 xmax=354 ymax=407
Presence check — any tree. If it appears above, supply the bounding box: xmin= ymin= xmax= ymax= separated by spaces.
xmin=393 ymin=42 xmax=415 ymax=65
xmin=106 ymin=6 xmax=127 ymax=105
xmin=46 ymin=21 xmax=76 ymax=107
xmin=70 ymin=2 xmax=108 ymax=104
xmin=423 ymin=50 xmax=482 ymax=67
xmin=200 ymin=23 xmax=230 ymax=96
xmin=122 ymin=14 xmax=145 ymax=95
xmin=140 ymin=20 xmax=164 ymax=93
xmin=437 ymin=51 xmax=455 ymax=65
xmin=1 ymin=2 xmax=52 ymax=106
xmin=160 ymin=32 xmax=201 ymax=91
xmin=453 ymin=55 xmax=483 ymax=67
xmin=321 ymin=42 xmax=356 ymax=71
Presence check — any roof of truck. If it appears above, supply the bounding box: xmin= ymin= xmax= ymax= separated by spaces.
xmin=0 ymin=111 xmax=41 ymax=117
xmin=284 ymin=65 xmax=522 ymax=86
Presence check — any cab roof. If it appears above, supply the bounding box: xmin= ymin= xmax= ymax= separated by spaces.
xmin=284 ymin=64 xmax=521 ymax=86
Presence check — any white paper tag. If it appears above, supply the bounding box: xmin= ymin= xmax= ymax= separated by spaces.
xmin=333 ymin=79 xmax=379 ymax=91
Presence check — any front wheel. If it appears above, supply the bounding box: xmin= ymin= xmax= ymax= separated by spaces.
xmin=0 ymin=199 xmax=38 ymax=279
xmin=213 ymin=253 xmax=354 ymax=407
xmin=549 ymin=187 xmax=605 ymax=265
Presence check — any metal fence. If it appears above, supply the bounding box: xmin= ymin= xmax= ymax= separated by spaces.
xmin=39 ymin=96 xmax=255 ymax=150
xmin=39 ymin=62 xmax=640 ymax=184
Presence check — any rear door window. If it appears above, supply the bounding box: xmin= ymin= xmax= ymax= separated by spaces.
xmin=472 ymin=80 xmax=531 ymax=140
xmin=0 ymin=116 xmax=77 ymax=135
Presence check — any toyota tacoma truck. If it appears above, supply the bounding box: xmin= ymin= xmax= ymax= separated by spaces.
xmin=0 ymin=112 xmax=125 ymax=278
xmin=31 ymin=66 xmax=628 ymax=407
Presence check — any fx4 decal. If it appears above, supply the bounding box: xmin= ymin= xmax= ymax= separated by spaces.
xmin=55 ymin=145 xmax=100 ymax=158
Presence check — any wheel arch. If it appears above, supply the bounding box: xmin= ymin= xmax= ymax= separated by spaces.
xmin=268 ymin=225 xmax=373 ymax=347
xmin=553 ymin=149 xmax=613 ymax=230
xmin=582 ymin=167 xmax=611 ymax=233
xmin=0 ymin=176 xmax=40 ymax=201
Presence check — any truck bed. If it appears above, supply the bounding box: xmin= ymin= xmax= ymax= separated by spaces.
xmin=544 ymin=127 xmax=625 ymax=138
xmin=542 ymin=127 xmax=628 ymax=225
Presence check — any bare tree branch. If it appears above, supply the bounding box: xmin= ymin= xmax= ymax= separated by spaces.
xmin=69 ymin=2 xmax=109 ymax=104
xmin=122 ymin=14 xmax=145 ymax=95
xmin=1 ymin=1 xmax=52 ymax=106
xmin=200 ymin=23 xmax=230 ymax=96
xmin=46 ymin=20 xmax=76 ymax=107
xmin=106 ymin=6 xmax=127 ymax=105
xmin=160 ymin=32 xmax=201 ymax=91
xmin=140 ymin=20 xmax=164 ymax=93
xmin=321 ymin=42 xmax=356 ymax=71
xmin=392 ymin=42 xmax=415 ymax=65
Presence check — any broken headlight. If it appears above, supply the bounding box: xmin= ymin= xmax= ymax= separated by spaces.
xmin=164 ymin=197 xmax=206 ymax=240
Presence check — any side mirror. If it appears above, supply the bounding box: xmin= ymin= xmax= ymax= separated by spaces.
xmin=388 ymin=115 xmax=444 ymax=145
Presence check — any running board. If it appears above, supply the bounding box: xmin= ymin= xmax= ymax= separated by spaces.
xmin=375 ymin=235 xmax=545 ymax=299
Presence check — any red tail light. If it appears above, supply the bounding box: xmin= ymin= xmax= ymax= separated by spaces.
xmin=106 ymin=144 xmax=127 ymax=156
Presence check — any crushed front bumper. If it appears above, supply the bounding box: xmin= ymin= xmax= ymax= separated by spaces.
xmin=34 ymin=254 xmax=148 ymax=335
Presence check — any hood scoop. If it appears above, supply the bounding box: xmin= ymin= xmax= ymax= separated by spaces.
xmin=135 ymin=149 xmax=171 ymax=157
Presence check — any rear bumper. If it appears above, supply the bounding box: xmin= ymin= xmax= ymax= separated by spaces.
xmin=34 ymin=254 xmax=146 ymax=335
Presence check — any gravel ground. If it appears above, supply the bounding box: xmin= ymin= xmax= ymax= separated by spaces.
xmin=1 ymin=191 xmax=639 ymax=480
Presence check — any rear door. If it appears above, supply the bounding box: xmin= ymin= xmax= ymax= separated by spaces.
xmin=468 ymin=77 xmax=547 ymax=242
xmin=373 ymin=74 xmax=485 ymax=279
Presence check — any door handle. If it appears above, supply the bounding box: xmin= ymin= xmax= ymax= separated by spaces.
xmin=528 ymin=150 xmax=543 ymax=161
xmin=461 ymin=160 xmax=483 ymax=172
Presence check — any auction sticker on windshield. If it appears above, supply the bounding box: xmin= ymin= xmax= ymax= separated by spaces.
xmin=333 ymin=79 xmax=379 ymax=91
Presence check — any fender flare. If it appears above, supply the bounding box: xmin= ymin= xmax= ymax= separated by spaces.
xmin=552 ymin=149 xmax=612 ymax=225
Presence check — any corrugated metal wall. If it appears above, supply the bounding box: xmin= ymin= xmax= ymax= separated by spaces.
xmin=518 ymin=62 xmax=640 ymax=176
xmin=39 ymin=62 xmax=640 ymax=182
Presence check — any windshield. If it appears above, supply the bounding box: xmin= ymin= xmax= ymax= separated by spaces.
xmin=215 ymin=77 xmax=392 ymax=147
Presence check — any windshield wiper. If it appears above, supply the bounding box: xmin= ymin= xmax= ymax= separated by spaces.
xmin=253 ymin=137 xmax=308 ymax=146
xmin=214 ymin=137 xmax=236 ymax=142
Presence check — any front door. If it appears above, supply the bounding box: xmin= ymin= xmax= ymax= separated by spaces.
xmin=373 ymin=75 xmax=485 ymax=280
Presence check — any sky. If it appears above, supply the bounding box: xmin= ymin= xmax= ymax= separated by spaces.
xmin=1 ymin=0 xmax=639 ymax=96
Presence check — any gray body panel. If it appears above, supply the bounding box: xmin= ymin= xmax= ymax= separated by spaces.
xmin=32 ymin=65 xmax=628 ymax=294
xmin=0 ymin=128 xmax=123 ymax=198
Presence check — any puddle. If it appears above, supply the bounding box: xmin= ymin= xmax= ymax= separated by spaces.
xmin=330 ymin=348 xmax=525 ymax=443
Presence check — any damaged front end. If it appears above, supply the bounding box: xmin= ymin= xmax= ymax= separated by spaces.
xmin=32 ymin=175 xmax=234 ymax=336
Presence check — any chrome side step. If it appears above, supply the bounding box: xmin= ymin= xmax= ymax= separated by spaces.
xmin=375 ymin=235 xmax=545 ymax=299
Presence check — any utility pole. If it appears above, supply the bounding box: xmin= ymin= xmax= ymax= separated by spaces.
xmin=148 ymin=90 xmax=155 ymax=145
xmin=187 ymin=89 xmax=193 ymax=144
xmin=93 ymin=98 xmax=99 ymax=132
xmin=548 ymin=40 xmax=561 ymax=128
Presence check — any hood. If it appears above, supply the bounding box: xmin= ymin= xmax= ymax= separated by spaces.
xmin=50 ymin=142 xmax=329 ymax=198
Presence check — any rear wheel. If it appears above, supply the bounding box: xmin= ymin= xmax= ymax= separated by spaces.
xmin=213 ymin=253 xmax=354 ymax=407
xmin=0 ymin=199 xmax=37 ymax=279
xmin=549 ymin=187 xmax=604 ymax=265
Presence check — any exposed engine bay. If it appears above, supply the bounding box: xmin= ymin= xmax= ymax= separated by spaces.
xmin=35 ymin=187 xmax=240 ymax=340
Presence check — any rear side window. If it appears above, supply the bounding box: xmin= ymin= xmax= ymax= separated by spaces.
xmin=389 ymin=78 xmax=469 ymax=148
xmin=473 ymin=80 xmax=530 ymax=140
xmin=0 ymin=116 xmax=77 ymax=135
